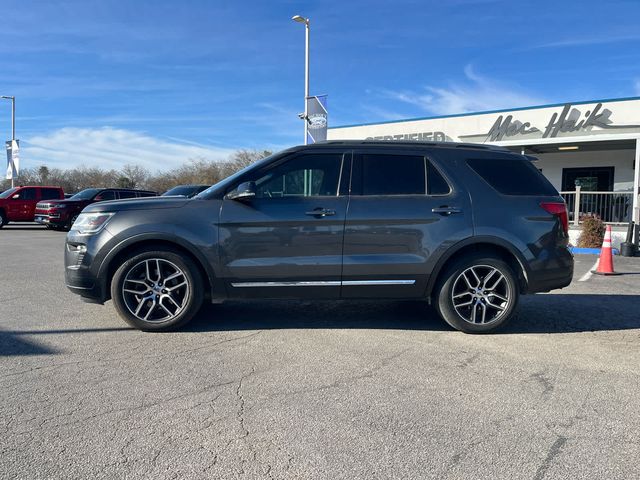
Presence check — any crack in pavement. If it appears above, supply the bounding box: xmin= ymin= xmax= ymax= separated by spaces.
xmin=533 ymin=435 xmax=567 ymax=480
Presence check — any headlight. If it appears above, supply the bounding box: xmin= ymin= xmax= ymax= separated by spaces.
xmin=70 ymin=212 xmax=115 ymax=235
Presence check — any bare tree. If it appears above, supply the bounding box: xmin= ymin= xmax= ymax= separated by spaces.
xmin=0 ymin=148 xmax=274 ymax=194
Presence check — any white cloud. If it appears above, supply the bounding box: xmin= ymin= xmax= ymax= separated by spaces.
xmin=21 ymin=127 xmax=235 ymax=171
xmin=381 ymin=65 xmax=546 ymax=116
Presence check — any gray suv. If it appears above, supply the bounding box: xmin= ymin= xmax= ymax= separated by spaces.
xmin=65 ymin=141 xmax=573 ymax=333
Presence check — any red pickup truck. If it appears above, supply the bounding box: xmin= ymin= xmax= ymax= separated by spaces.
xmin=0 ymin=185 xmax=65 ymax=228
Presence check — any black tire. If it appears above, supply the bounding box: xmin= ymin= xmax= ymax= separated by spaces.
xmin=0 ymin=210 xmax=7 ymax=229
xmin=65 ymin=214 xmax=79 ymax=231
xmin=434 ymin=254 xmax=519 ymax=333
xmin=110 ymin=248 xmax=204 ymax=331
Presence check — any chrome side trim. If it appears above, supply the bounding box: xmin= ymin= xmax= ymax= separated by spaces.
xmin=342 ymin=280 xmax=416 ymax=286
xmin=231 ymin=281 xmax=341 ymax=288
xmin=231 ymin=280 xmax=415 ymax=288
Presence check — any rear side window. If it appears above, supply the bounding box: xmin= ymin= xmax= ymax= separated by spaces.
xmin=467 ymin=158 xmax=558 ymax=196
xmin=427 ymin=162 xmax=450 ymax=195
xmin=137 ymin=191 xmax=157 ymax=197
xmin=118 ymin=191 xmax=136 ymax=199
xmin=361 ymin=154 xmax=425 ymax=195
xmin=41 ymin=188 xmax=61 ymax=200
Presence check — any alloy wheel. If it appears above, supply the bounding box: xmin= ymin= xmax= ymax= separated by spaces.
xmin=121 ymin=258 xmax=190 ymax=323
xmin=451 ymin=265 xmax=511 ymax=325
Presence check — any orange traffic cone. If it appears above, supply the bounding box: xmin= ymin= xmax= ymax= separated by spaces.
xmin=593 ymin=225 xmax=619 ymax=275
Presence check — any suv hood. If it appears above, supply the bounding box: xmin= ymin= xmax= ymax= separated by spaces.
xmin=83 ymin=196 xmax=190 ymax=213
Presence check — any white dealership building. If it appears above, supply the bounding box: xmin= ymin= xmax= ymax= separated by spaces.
xmin=328 ymin=96 xmax=640 ymax=227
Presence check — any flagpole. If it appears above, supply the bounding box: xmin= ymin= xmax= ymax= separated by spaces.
xmin=1 ymin=96 xmax=15 ymax=187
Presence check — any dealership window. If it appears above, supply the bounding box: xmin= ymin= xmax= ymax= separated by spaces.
xmin=561 ymin=167 xmax=614 ymax=192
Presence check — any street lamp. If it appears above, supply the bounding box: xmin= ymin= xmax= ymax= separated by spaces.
xmin=292 ymin=15 xmax=310 ymax=144
xmin=1 ymin=96 xmax=15 ymax=142
xmin=1 ymin=95 xmax=15 ymax=187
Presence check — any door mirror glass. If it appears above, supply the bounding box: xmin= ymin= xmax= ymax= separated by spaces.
xmin=11 ymin=194 xmax=20 ymax=199
xmin=226 ymin=181 xmax=256 ymax=201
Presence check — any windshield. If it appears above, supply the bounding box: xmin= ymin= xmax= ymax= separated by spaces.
xmin=196 ymin=153 xmax=278 ymax=199
xmin=69 ymin=188 xmax=101 ymax=200
xmin=0 ymin=187 xmax=18 ymax=199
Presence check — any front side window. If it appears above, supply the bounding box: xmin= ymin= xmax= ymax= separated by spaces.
xmin=360 ymin=154 xmax=426 ymax=196
xmin=94 ymin=190 xmax=117 ymax=201
xmin=16 ymin=188 xmax=37 ymax=200
xmin=253 ymin=153 xmax=343 ymax=199
xmin=118 ymin=191 xmax=136 ymax=199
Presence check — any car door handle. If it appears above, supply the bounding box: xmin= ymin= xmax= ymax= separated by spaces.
xmin=305 ymin=208 xmax=336 ymax=217
xmin=432 ymin=206 xmax=462 ymax=215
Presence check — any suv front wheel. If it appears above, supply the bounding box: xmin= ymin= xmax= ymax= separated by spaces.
xmin=111 ymin=248 xmax=204 ymax=331
xmin=435 ymin=254 xmax=519 ymax=333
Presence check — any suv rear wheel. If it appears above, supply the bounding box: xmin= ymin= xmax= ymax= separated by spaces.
xmin=435 ymin=254 xmax=519 ymax=333
xmin=110 ymin=248 xmax=204 ymax=331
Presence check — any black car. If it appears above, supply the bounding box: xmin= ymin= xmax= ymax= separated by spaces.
xmin=64 ymin=141 xmax=573 ymax=333
xmin=162 ymin=185 xmax=210 ymax=198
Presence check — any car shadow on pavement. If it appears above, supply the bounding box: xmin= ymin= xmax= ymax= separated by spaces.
xmin=186 ymin=300 xmax=450 ymax=333
xmin=185 ymin=294 xmax=640 ymax=335
xmin=0 ymin=332 xmax=59 ymax=357
xmin=0 ymin=327 xmax=132 ymax=357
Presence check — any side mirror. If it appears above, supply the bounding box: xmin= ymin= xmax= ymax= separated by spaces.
xmin=226 ymin=181 xmax=256 ymax=201
xmin=11 ymin=194 xmax=19 ymax=200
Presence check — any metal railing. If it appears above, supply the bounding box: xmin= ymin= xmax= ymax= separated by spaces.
xmin=560 ymin=186 xmax=634 ymax=225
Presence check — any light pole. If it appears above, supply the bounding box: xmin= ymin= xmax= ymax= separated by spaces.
xmin=1 ymin=95 xmax=15 ymax=187
xmin=292 ymin=15 xmax=310 ymax=144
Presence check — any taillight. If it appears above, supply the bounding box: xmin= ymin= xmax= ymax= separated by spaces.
xmin=540 ymin=202 xmax=568 ymax=234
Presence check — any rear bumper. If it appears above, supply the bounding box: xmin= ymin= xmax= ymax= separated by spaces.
xmin=526 ymin=246 xmax=574 ymax=293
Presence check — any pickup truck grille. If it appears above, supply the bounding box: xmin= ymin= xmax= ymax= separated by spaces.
xmin=36 ymin=202 xmax=55 ymax=210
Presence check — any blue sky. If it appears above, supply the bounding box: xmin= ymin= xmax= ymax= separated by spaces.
xmin=3 ymin=0 xmax=640 ymax=170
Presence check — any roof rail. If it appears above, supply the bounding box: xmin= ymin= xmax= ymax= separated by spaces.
xmin=315 ymin=139 xmax=509 ymax=151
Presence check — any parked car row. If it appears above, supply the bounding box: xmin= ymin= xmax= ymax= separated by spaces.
xmin=0 ymin=184 xmax=210 ymax=230
xmin=35 ymin=188 xmax=157 ymax=230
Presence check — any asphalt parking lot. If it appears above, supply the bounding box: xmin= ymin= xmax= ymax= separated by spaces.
xmin=1 ymin=225 xmax=640 ymax=480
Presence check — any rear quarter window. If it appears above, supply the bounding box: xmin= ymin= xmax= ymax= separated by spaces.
xmin=467 ymin=157 xmax=558 ymax=196
xmin=41 ymin=188 xmax=62 ymax=200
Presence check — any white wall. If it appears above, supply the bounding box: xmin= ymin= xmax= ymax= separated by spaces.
xmin=534 ymin=149 xmax=635 ymax=192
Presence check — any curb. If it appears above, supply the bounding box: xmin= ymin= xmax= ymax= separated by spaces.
xmin=569 ymin=247 xmax=620 ymax=255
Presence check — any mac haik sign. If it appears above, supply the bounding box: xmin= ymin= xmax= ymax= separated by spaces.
xmin=462 ymin=102 xmax=640 ymax=142
xmin=327 ymin=98 xmax=640 ymax=144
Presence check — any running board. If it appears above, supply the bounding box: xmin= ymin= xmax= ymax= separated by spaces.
xmin=231 ymin=280 xmax=415 ymax=288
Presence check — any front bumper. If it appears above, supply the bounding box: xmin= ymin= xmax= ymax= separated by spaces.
xmin=64 ymin=230 xmax=113 ymax=304
xmin=35 ymin=213 xmax=65 ymax=226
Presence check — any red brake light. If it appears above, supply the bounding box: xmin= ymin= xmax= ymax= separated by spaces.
xmin=540 ymin=202 xmax=568 ymax=234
